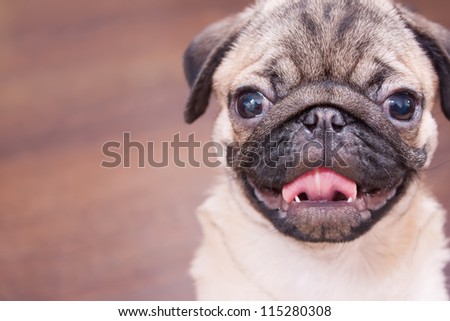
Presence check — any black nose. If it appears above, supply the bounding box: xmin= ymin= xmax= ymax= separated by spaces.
xmin=301 ymin=107 xmax=348 ymax=132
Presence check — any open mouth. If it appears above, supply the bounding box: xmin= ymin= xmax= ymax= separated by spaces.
xmin=247 ymin=167 xmax=404 ymax=242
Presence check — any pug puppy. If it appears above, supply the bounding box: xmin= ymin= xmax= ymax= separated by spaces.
xmin=183 ymin=0 xmax=450 ymax=300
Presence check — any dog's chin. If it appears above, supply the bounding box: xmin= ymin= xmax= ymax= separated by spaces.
xmin=242 ymin=169 xmax=408 ymax=243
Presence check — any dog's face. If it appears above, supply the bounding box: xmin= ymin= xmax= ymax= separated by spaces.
xmin=184 ymin=0 xmax=450 ymax=242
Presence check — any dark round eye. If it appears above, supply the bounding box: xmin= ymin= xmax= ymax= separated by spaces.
xmin=236 ymin=91 xmax=268 ymax=118
xmin=385 ymin=92 xmax=417 ymax=121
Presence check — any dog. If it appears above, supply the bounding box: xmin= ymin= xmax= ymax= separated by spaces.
xmin=183 ymin=0 xmax=450 ymax=300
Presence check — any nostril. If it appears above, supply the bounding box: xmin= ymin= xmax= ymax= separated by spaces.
xmin=299 ymin=107 xmax=349 ymax=133
xmin=302 ymin=113 xmax=318 ymax=132
xmin=331 ymin=114 xmax=346 ymax=132
xmin=331 ymin=123 xmax=344 ymax=132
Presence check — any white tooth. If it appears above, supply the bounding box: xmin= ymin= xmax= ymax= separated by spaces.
xmin=347 ymin=198 xmax=353 ymax=203
xmin=295 ymin=196 xmax=301 ymax=203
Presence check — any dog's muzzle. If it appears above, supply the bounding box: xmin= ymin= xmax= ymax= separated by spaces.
xmin=230 ymin=105 xmax=413 ymax=242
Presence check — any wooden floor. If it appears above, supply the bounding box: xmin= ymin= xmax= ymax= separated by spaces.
xmin=0 ymin=0 xmax=449 ymax=300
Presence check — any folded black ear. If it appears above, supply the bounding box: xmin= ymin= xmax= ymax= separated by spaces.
xmin=183 ymin=14 xmax=248 ymax=124
xmin=399 ymin=6 xmax=450 ymax=120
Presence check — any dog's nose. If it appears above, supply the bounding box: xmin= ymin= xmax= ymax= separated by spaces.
xmin=301 ymin=107 xmax=347 ymax=132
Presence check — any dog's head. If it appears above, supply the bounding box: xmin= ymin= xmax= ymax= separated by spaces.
xmin=183 ymin=0 xmax=450 ymax=242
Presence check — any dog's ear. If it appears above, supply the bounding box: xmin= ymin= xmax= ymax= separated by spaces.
xmin=183 ymin=13 xmax=249 ymax=124
xmin=399 ymin=6 xmax=450 ymax=120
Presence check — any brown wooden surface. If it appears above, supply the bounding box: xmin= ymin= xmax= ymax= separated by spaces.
xmin=0 ymin=0 xmax=449 ymax=300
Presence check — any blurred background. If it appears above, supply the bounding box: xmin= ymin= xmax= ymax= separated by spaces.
xmin=0 ymin=0 xmax=449 ymax=300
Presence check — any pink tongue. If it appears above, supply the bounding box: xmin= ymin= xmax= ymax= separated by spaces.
xmin=282 ymin=167 xmax=357 ymax=203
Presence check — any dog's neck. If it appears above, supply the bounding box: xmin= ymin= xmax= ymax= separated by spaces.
xmin=193 ymin=175 xmax=448 ymax=300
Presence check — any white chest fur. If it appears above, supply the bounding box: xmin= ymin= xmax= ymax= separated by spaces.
xmin=191 ymin=179 xmax=449 ymax=300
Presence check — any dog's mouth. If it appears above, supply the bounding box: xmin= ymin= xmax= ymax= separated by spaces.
xmin=247 ymin=167 xmax=405 ymax=242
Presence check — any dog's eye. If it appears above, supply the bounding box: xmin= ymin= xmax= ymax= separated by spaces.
xmin=236 ymin=91 xmax=268 ymax=118
xmin=385 ymin=93 xmax=417 ymax=121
